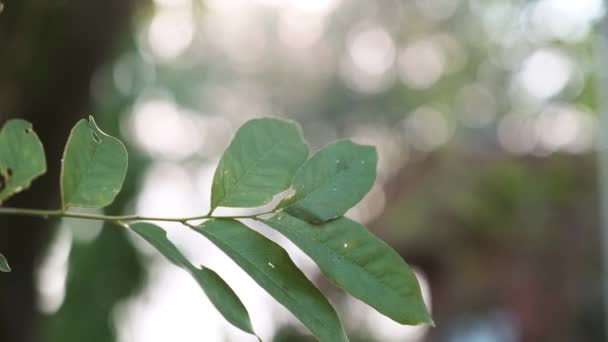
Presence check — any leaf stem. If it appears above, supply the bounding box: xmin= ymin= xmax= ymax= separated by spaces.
xmin=0 ymin=207 xmax=276 ymax=223
xmin=182 ymin=221 xmax=197 ymax=230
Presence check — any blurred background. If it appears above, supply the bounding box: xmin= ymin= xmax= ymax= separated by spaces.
xmin=0 ymin=0 xmax=606 ymax=341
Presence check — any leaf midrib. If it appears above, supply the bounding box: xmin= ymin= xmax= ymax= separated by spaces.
xmin=269 ymin=216 xmax=415 ymax=314
xmin=216 ymin=137 xmax=292 ymax=207
xmin=64 ymin=136 xmax=105 ymax=206
xmin=294 ymin=158 xmax=358 ymax=204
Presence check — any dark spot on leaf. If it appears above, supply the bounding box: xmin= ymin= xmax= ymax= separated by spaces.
xmin=24 ymin=127 xmax=32 ymax=134
xmin=0 ymin=175 xmax=4 ymax=192
xmin=6 ymin=168 xmax=12 ymax=177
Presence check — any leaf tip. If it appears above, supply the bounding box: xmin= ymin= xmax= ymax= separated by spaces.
xmin=417 ymin=306 xmax=434 ymax=327
xmin=0 ymin=254 xmax=11 ymax=272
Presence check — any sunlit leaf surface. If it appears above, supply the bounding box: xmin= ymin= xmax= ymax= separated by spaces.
xmin=266 ymin=212 xmax=432 ymax=325
xmin=61 ymin=117 xmax=128 ymax=209
xmin=285 ymin=140 xmax=377 ymax=223
xmin=211 ymin=118 xmax=308 ymax=210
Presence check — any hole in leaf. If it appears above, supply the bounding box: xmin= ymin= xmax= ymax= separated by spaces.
xmin=24 ymin=127 xmax=33 ymax=134
xmin=91 ymin=131 xmax=101 ymax=144
xmin=0 ymin=168 xmax=9 ymax=192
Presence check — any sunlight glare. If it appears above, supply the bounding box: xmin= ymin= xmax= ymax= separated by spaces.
xmin=399 ymin=39 xmax=445 ymax=90
xmin=131 ymin=96 xmax=204 ymax=160
xmin=37 ymin=226 xmax=71 ymax=314
xmin=348 ymin=26 xmax=396 ymax=76
xmin=516 ymin=48 xmax=573 ymax=99
xmin=403 ymin=106 xmax=451 ymax=152
xmin=147 ymin=7 xmax=194 ymax=60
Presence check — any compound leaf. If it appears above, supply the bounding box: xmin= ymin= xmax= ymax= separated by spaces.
xmin=131 ymin=222 xmax=256 ymax=336
xmin=285 ymin=140 xmax=376 ymax=223
xmin=61 ymin=117 xmax=128 ymax=209
xmin=0 ymin=253 xmax=10 ymax=272
xmin=0 ymin=119 xmax=46 ymax=203
xmin=196 ymin=219 xmax=349 ymax=342
xmin=265 ymin=212 xmax=432 ymax=325
xmin=211 ymin=118 xmax=308 ymax=210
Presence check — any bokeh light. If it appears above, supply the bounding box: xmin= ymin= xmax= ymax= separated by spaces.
xmin=6 ymin=0 xmax=605 ymax=341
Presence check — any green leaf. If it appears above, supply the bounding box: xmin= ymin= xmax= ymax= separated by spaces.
xmin=0 ymin=253 xmax=10 ymax=272
xmin=285 ymin=140 xmax=377 ymax=224
xmin=60 ymin=117 xmax=128 ymax=209
xmin=196 ymin=219 xmax=349 ymax=342
xmin=265 ymin=212 xmax=432 ymax=325
xmin=211 ymin=118 xmax=308 ymax=210
xmin=130 ymin=222 xmax=256 ymax=336
xmin=0 ymin=119 xmax=46 ymax=203
xmin=191 ymin=266 xmax=258 ymax=337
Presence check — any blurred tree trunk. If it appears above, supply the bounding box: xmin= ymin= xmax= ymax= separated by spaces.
xmin=0 ymin=1 xmax=134 ymax=341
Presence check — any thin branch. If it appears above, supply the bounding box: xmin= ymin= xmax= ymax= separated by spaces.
xmin=0 ymin=206 xmax=276 ymax=224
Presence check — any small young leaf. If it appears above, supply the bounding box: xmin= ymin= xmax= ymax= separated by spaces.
xmin=210 ymin=118 xmax=308 ymax=210
xmin=196 ymin=219 xmax=349 ymax=342
xmin=131 ymin=222 xmax=256 ymax=336
xmin=285 ymin=140 xmax=377 ymax=223
xmin=60 ymin=117 xmax=128 ymax=209
xmin=0 ymin=253 xmax=10 ymax=272
xmin=264 ymin=212 xmax=432 ymax=325
xmin=0 ymin=119 xmax=46 ymax=204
